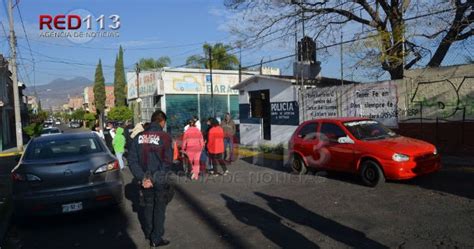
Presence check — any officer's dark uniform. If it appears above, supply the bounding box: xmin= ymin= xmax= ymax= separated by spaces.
xmin=128 ymin=122 xmax=173 ymax=244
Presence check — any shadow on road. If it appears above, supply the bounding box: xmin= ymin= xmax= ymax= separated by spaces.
xmin=9 ymin=205 xmax=137 ymax=249
xmin=254 ymin=192 xmax=389 ymax=249
xmin=221 ymin=194 xmax=320 ymax=249
xmin=240 ymin=155 xmax=291 ymax=173
xmin=401 ymin=166 xmax=474 ymax=199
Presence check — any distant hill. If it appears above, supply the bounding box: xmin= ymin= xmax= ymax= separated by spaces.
xmin=25 ymin=77 xmax=92 ymax=110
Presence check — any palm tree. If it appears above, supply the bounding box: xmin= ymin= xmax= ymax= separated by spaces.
xmin=186 ymin=43 xmax=239 ymax=70
xmin=137 ymin=56 xmax=171 ymax=70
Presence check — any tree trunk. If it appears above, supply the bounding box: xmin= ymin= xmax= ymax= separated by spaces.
xmin=426 ymin=30 xmax=456 ymax=68
xmin=388 ymin=63 xmax=404 ymax=80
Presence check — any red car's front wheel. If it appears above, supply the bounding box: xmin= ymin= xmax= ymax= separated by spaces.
xmin=360 ymin=160 xmax=385 ymax=187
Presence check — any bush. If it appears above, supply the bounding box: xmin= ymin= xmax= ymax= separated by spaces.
xmin=257 ymin=143 xmax=285 ymax=155
xmin=107 ymin=106 xmax=133 ymax=121
xmin=23 ymin=122 xmax=43 ymax=138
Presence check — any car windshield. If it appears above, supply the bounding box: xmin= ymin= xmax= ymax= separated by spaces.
xmin=41 ymin=128 xmax=60 ymax=134
xmin=25 ymin=137 xmax=104 ymax=160
xmin=343 ymin=120 xmax=397 ymax=140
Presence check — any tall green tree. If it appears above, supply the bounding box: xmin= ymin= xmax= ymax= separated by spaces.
xmin=93 ymin=59 xmax=106 ymax=128
xmin=186 ymin=43 xmax=239 ymax=70
xmin=137 ymin=57 xmax=171 ymax=70
xmin=114 ymin=46 xmax=127 ymax=107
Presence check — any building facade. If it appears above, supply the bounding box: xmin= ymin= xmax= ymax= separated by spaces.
xmin=67 ymin=96 xmax=84 ymax=112
xmin=126 ymin=67 xmax=279 ymax=136
xmin=83 ymin=85 xmax=115 ymax=115
xmin=0 ymin=55 xmax=17 ymax=151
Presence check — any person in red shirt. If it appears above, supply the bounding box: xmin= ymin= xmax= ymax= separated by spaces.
xmin=207 ymin=118 xmax=228 ymax=175
xmin=182 ymin=119 xmax=204 ymax=180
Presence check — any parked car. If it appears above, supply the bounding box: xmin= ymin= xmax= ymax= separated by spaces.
xmin=288 ymin=118 xmax=441 ymax=187
xmin=43 ymin=121 xmax=53 ymax=128
xmin=11 ymin=132 xmax=123 ymax=216
xmin=55 ymin=120 xmax=61 ymax=125
xmin=70 ymin=121 xmax=81 ymax=128
xmin=40 ymin=127 xmax=62 ymax=136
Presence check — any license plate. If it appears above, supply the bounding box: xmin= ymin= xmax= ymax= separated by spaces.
xmin=62 ymin=202 xmax=83 ymax=213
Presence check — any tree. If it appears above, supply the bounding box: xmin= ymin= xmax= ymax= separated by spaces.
xmin=71 ymin=108 xmax=86 ymax=121
xmin=107 ymin=106 xmax=133 ymax=121
xmin=83 ymin=113 xmax=96 ymax=128
xmin=224 ymin=0 xmax=473 ymax=80
xmin=186 ymin=43 xmax=240 ymax=70
xmin=114 ymin=46 xmax=127 ymax=107
xmin=93 ymin=60 xmax=106 ymax=128
xmin=137 ymin=57 xmax=171 ymax=70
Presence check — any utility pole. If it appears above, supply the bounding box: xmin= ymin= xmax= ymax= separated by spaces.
xmin=208 ymin=47 xmax=214 ymax=117
xmin=8 ymin=0 xmax=23 ymax=151
xmin=135 ymin=63 xmax=141 ymax=122
xmin=340 ymin=29 xmax=344 ymax=86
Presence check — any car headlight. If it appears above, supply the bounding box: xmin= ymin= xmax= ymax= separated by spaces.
xmin=94 ymin=161 xmax=119 ymax=174
xmin=392 ymin=153 xmax=410 ymax=162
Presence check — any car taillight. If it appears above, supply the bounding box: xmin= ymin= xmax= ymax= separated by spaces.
xmin=94 ymin=161 xmax=119 ymax=174
xmin=11 ymin=173 xmax=42 ymax=182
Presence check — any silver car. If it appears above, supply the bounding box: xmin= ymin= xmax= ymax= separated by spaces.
xmin=12 ymin=132 xmax=123 ymax=216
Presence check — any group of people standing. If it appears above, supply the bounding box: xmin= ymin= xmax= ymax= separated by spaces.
xmin=182 ymin=113 xmax=236 ymax=180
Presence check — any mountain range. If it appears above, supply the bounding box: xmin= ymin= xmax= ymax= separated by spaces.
xmin=24 ymin=77 xmax=93 ymax=110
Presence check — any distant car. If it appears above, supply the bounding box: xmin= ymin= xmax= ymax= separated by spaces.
xmin=288 ymin=118 xmax=441 ymax=187
xmin=43 ymin=121 xmax=53 ymax=128
xmin=55 ymin=120 xmax=61 ymax=125
xmin=70 ymin=121 xmax=81 ymax=128
xmin=40 ymin=127 xmax=62 ymax=136
xmin=11 ymin=132 xmax=123 ymax=216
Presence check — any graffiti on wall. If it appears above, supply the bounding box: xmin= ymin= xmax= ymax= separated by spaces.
xmin=401 ymin=76 xmax=474 ymax=122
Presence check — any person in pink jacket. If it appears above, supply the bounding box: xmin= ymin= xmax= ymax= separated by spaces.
xmin=182 ymin=119 xmax=204 ymax=180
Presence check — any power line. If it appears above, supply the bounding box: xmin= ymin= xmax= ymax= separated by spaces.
xmin=16 ymin=2 xmax=37 ymax=93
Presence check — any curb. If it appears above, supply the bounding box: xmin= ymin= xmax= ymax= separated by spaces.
xmin=0 ymin=151 xmax=22 ymax=158
xmin=237 ymin=148 xmax=284 ymax=161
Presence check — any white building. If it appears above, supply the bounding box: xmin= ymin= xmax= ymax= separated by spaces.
xmin=232 ymin=75 xmax=357 ymax=146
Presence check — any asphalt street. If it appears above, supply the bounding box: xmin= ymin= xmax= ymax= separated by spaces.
xmin=1 ymin=124 xmax=473 ymax=249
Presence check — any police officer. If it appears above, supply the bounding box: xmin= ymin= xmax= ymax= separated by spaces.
xmin=128 ymin=110 xmax=174 ymax=247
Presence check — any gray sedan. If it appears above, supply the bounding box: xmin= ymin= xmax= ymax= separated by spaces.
xmin=12 ymin=132 xmax=123 ymax=216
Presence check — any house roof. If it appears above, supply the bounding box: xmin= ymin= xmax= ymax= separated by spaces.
xmin=231 ymin=74 xmax=359 ymax=90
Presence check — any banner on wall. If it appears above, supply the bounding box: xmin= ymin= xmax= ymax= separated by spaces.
xmin=127 ymin=71 xmax=160 ymax=99
xmin=303 ymin=82 xmax=399 ymax=128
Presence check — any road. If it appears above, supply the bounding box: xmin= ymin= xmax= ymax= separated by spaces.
xmin=2 ymin=124 xmax=474 ymax=248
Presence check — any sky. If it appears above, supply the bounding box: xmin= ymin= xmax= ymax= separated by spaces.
xmin=0 ymin=0 xmax=472 ymax=89
xmin=0 ymin=0 xmax=249 ymax=87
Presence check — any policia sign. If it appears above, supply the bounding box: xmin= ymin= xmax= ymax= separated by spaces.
xmin=270 ymin=101 xmax=299 ymax=125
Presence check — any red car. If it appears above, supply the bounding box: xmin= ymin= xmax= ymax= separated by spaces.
xmin=288 ymin=118 xmax=441 ymax=186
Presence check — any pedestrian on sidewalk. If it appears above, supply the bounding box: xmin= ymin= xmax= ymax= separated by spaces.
xmin=104 ymin=122 xmax=115 ymax=153
xmin=113 ymin=127 xmax=126 ymax=170
xmin=221 ymin=113 xmax=236 ymax=162
xmin=207 ymin=118 xmax=228 ymax=175
xmin=92 ymin=124 xmax=105 ymax=140
xmin=182 ymin=119 xmax=204 ymax=180
xmin=128 ymin=110 xmax=174 ymax=248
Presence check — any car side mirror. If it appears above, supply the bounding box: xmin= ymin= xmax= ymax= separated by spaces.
xmin=337 ymin=136 xmax=355 ymax=144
